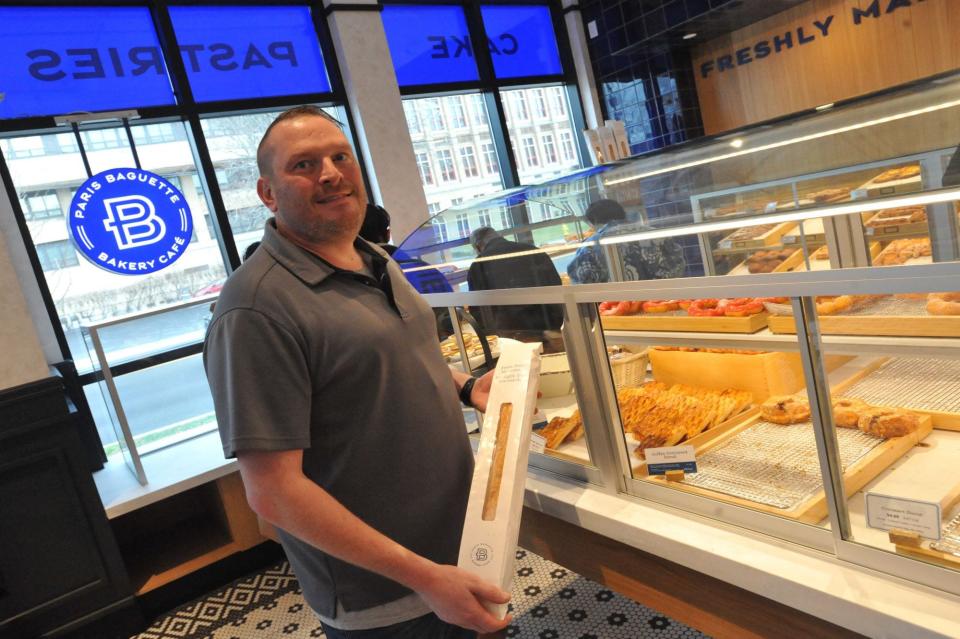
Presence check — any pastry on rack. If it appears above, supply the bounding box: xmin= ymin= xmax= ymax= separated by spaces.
xmin=832 ymin=397 xmax=870 ymax=428
xmin=746 ymin=248 xmax=796 ymax=273
xmin=540 ymin=411 xmax=583 ymax=449
xmin=761 ymin=395 xmax=811 ymax=424
xmin=807 ymin=187 xmax=851 ymax=203
xmin=811 ymin=245 xmax=830 ymax=261
xmin=872 ymin=165 xmax=921 ymax=184
xmin=927 ymin=292 xmax=960 ymax=316
xmin=723 ymin=223 xmax=779 ymax=243
xmin=858 ymin=407 xmax=920 ymax=439
xmin=865 ymin=206 xmax=927 ymax=227
xmin=873 ymin=238 xmax=931 ymax=266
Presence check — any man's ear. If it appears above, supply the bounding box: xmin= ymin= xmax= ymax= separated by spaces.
xmin=257 ymin=176 xmax=278 ymax=212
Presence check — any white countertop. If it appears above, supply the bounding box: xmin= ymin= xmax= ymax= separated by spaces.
xmin=523 ymin=469 xmax=960 ymax=639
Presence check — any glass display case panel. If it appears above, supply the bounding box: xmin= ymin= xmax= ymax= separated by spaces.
xmin=80 ymin=297 xmax=216 ymax=481
xmin=438 ymin=303 xmax=595 ymax=469
xmin=800 ymin=286 xmax=960 ymax=574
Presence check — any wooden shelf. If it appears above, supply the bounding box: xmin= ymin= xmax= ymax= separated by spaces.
xmin=111 ymin=472 xmax=264 ymax=594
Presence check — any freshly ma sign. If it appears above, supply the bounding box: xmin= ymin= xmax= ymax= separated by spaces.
xmin=700 ymin=0 xmax=926 ymax=79
xmin=27 ymin=42 xmax=301 ymax=80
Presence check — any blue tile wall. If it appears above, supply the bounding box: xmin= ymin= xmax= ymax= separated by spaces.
xmin=580 ymin=0 xmax=732 ymax=153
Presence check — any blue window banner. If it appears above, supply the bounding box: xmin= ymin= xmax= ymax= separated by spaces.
xmin=0 ymin=6 xmax=176 ymax=120
xmin=381 ymin=5 xmax=480 ymax=86
xmin=167 ymin=5 xmax=331 ymax=102
xmin=69 ymin=168 xmax=193 ymax=276
xmin=480 ymin=5 xmax=563 ymax=79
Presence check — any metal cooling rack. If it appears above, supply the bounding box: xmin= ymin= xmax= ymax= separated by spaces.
xmin=846 ymin=296 xmax=927 ymax=317
xmin=840 ymin=358 xmax=960 ymax=414
xmin=931 ymin=512 xmax=960 ymax=558
xmin=684 ymin=421 xmax=883 ymax=509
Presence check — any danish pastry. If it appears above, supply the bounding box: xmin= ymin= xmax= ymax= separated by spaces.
xmin=927 ymin=292 xmax=960 ymax=316
xmin=832 ymin=397 xmax=869 ymax=428
xmin=858 ymin=408 xmax=920 ymax=439
xmin=761 ymin=395 xmax=811 ymax=425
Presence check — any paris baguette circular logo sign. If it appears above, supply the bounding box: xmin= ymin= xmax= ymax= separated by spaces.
xmin=68 ymin=168 xmax=193 ymax=275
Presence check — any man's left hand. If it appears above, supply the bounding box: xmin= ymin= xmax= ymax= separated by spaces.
xmin=469 ymin=369 xmax=496 ymax=412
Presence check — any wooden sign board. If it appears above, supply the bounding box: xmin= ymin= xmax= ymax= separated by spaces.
xmin=693 ymin=0 xmax=960 ymax=134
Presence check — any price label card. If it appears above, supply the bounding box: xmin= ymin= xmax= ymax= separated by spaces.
xmin=646 ymin=445 xmax=697 ymax=475
xmin=865 ymin=493 xmax=942 ymax=540
xmin=529 ymin=433 xmax=546 ymax=454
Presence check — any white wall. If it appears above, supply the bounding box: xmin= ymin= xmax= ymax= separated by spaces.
xmin=0 ymin=185 xmax=51 ymax=388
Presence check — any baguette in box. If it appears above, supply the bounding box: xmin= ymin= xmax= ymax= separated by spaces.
xmin=458 ymin=339 xmax=542 ymax=619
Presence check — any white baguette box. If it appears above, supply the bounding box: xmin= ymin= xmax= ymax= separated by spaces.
xmin=457 ymin=339 xmax=542 ymax=619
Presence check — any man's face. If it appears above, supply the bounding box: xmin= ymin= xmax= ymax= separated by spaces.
xmin=257 ymin=116 xmax=367 ymax=246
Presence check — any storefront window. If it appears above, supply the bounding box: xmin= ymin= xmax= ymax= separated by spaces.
xmin=403 ymin=92 xmax=506 ymax=211
xmin=1 ymin=123 xmax=228 ymax=374
xmin=502 ymin=86 xmax=583 ymax=184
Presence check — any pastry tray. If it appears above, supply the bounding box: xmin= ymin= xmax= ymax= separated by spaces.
xmin=644 ymin=412 xmax=932 ymax=522
xmin=767 ymin=296 xmax=960 ymax=337
xmin=931 ymin=512 xmax=960 ymax=558
xmin=833 ymin=357 xmax=960 ymax=430
xmin=602 ymin=310 xmax=769 ymax=334
xmin=681 ymin=420 xmax=882 ymax=509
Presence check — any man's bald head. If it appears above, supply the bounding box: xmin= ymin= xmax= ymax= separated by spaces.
xmin=256 ymin=105 xmax=343 ymax=177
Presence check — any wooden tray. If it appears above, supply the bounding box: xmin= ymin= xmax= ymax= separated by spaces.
xmin=630 ymin=407 xmax=757 ymax=475
xmin=602 ymin=312 xmax=769 ymax=333
xmin=854 ymin=168 xmax=922 ymax=199
xmin=642 ymin=412 xmax=933 ymax=523
xmin=781 ymin=218 xmax=825 ymax=245
xmin=865 ymin=221 xmax=929 ymax=238
xmin=768 ymin=312 xmax=960 ymax=338
xmin=831 ymin=357 xmax=960 ymax=431
xmin=727 ymin=249 xmax=802 ymax=276
xmin=716 ymin=221 xmax=796 ymax=250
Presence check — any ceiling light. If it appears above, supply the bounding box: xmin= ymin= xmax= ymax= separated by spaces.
xmin=602 ymin=97 xmax=960 ymax=186
xmin=682 ymin=33 xmax=698 ymax=40
xmin=729 ymin=138 xmax=744 ymax=148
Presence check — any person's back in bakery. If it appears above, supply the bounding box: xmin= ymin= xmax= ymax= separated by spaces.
xmin=567 ymin=199 xmax=685 ymax=284
xmin=466 ymin=227 xmax=563 ymax=346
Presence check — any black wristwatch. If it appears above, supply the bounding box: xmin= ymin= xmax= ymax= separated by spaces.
xmin=459 ymin=377 xmax=478 ymax=408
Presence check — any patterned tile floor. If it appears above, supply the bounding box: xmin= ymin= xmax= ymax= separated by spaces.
xmin=132 ymin=549 xmax=709 ymax=639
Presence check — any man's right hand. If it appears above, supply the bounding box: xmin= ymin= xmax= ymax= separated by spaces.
xmin=415 ymin=563 xmax=512 ymax=633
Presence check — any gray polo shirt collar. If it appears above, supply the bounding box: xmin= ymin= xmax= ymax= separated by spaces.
xmin=259 ymin=219 xmax=409 ymax=318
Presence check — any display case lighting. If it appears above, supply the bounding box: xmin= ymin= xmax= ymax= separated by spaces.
xmin=398 ymin=187 xmax=960 ymax=275
xmin=729 ymin=138 xmax=744 ymax=148
xmin=603 ymin=97 xmax=960 ymax=186
xmin=682 ymin=32 xmax=697 ymax=40
xmin=815 ymin=103 xmax=835 ymax=111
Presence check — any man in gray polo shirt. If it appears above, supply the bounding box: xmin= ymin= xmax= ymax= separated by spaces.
xmin=203 ymin=106 xmax=510 ymax=638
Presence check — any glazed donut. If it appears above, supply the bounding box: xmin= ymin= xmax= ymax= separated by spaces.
xmin=832 ymin=397 xmax=869 ymax=428
xmin=599 ymin=302 xmax=618 ymax=316
xmin=761 ymin=395 xmax=811 ymax=425
xmin=858 ymin=407 xmax=920 ymax=439
xmin=815 ymin=295 xmax=854 ymax=316
xmin=642 ymin=300 xmax=679 ymax=313
xmin=687 ymin=299 xmax=725 ymax=317
xmin=927 ymin=293 xmax=960 ymax=316
xmin=722 ymin=298 xmax=765 ymax=317
xmin=629 ymin=300 xmax=645 ymax=314
xmin=677 ymin=300 xmax=693 ymax=310
xmin=756 ymin=297 xmax=789 ymax=304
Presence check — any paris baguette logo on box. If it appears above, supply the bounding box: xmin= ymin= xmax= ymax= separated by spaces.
xmin=68 ymin=168 xmax=192 ymax=275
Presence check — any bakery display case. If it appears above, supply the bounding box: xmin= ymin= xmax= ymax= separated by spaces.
xmin=401 ymin=71 xmax=960 ymax=602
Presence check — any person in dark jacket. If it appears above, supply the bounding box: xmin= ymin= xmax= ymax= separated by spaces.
xmin=359 ymin=204 xmax=454 ymax=294
xmin=466 ymin=227 xmax=563 ymax=346
xmin=566 ymin=199 xmax=685 ymax=284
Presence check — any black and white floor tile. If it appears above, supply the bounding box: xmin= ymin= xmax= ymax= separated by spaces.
xmin=131 ymin=549 xmax=710 ymax=639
